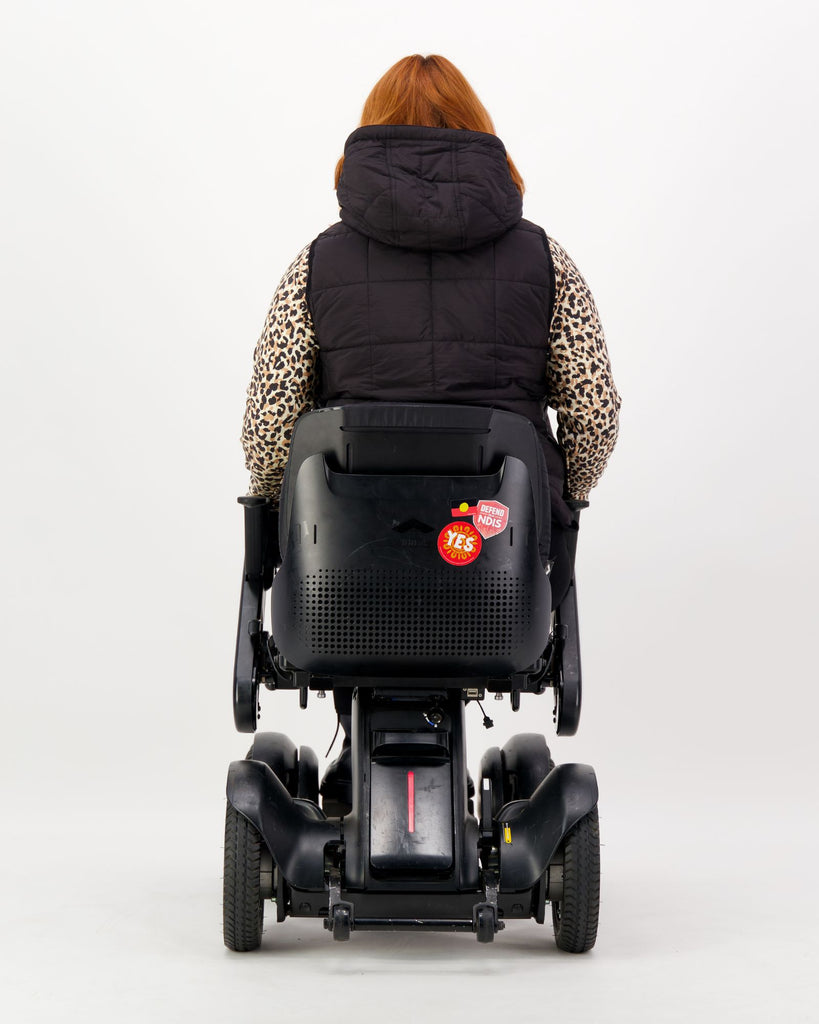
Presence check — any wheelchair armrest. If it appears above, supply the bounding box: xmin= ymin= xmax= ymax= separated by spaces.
xmin=234 ymin=496 xmax=280 ymax=731
xmin=237 ymin=495 xmax=280 ymax=585
xmin=555 ymin=578 xmax=582 ymax=736
xmin=234 ymin=569 xmax=263 ymax=733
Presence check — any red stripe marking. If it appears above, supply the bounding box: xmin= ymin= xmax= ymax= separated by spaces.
xmin=451 ymin=505 xmax=478 ymax=516
xmin=407 ymin=771 xmax=415 ymax=833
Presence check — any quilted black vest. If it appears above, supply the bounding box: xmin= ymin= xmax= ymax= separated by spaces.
xmin=307 ymin=125 xmax=568 ymax=524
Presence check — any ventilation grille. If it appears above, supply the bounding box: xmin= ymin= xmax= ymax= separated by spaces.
xmin=294 ymin=568 xmax=532 ymax=658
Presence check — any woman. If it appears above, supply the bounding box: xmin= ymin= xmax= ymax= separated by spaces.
xmin=241 ymin=55 xmax=621 ymax=801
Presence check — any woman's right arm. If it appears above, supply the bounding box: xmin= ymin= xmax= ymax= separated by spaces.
xmin=241 ymin=244 xmax=318 ymax=504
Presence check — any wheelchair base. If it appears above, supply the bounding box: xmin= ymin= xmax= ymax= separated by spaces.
xmin=225 ymin=693 xmax=598 ymax=945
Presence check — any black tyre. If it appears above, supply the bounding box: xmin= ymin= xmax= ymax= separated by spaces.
xmin=475 ymin=906 xmax=496 ymax=943
xmin=551 ymin=807 xmax=600 ymax=953
xmin=223 ymin=802 xmax=265 ymax=952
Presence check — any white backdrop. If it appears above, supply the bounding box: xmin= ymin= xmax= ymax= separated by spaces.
xmin=1 ymin=1 xmax=817 ymax=1021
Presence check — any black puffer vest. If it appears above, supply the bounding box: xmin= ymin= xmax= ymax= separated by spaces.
xmin=307 ymin=125 xmax=568 ymax=525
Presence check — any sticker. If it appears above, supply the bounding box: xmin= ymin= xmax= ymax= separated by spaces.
xmin=451 ymin=499 xmax=510 ymax=539
xmin=437 ymin=521 xmax=482 ymax=566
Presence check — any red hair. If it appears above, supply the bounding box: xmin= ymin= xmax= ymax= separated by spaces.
xmin=335 ymin=55 xmax=524 ymax=195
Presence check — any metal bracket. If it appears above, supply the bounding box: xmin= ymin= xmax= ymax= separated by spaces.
xmin=324 ymin=867 xmax=355 ymax=941
xmin=472 ymin=868 xmax=505 ymax=943
xmin=260 ymin=846 xmax=274 ymax=900
xmin=546 ymin=854 xmax=564 ymax=902
xmin=479 ymin=778 xmax=494 ymax=840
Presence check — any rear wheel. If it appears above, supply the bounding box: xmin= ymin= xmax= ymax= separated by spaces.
xmin=223 ymin=802 xmax=265 ymax=951
xmin=551 ymin=807 xmax=600 ymax=953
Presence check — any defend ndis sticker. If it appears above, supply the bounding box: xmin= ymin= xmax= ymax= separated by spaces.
xmin=451 ymin=499 xmax=510 ymax=539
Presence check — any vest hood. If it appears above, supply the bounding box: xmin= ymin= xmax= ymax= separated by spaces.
xmin=337 ymin=125 xmax=523 ymax=251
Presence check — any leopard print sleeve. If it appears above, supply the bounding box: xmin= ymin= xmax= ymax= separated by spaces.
xmin=546 ymin=238 xmax=621 ymax=502
xmin=241 ymin=244 xmax=318 ymax=503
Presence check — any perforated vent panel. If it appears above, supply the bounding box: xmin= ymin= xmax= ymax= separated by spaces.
xmin=294 ymin=568 xmax=532 ymax=658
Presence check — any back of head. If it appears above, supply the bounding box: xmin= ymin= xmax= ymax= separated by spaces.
xmin=362 ymin=54 xmax=494 ymax=133
xmin=335 ymin=55 xmax=523 ymax=195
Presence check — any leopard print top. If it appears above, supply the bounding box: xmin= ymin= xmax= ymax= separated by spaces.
xmin=241 ymin=238 xmax=620 ymax=503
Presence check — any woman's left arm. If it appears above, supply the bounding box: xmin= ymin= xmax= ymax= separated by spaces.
xmin=241 ymin=244 xmax=318 ymax=503
xmin=546 ymin=238 xmax=622 ymax=502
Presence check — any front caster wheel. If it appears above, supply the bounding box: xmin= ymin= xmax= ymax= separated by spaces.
xmin=330 ymin=905 xmax=352 ymax=941
xmin=474 ymin=906 xmax=496 ymax=943
xmin=223 ymin=802 xmax=265 ymax=951
xmin=550 ymin=806 xmax=600 ymax=953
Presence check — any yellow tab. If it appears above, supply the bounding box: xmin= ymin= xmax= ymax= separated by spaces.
xmin=503 ymin=824 xmax=512 ymax=845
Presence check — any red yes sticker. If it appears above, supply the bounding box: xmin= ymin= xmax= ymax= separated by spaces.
xmin=437 ymin=521 xmax=482 ymax=566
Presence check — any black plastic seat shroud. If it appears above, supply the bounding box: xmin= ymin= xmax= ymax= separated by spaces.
xmin=272 ymin=403 xmax=552 ymax=678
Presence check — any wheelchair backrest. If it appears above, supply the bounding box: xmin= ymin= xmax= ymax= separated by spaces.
xmin=272 ymin=403 xmax=552 ymax=679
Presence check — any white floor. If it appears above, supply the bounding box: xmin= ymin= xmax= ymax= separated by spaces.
xmin=4 ymin=775 xmax=816 ymax=1024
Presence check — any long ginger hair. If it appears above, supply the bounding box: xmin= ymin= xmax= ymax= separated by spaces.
xmin=335 ymin=55 xmax=524 ymax=195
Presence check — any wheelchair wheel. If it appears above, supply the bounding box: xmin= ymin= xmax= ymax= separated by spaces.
xmin=223 ymin=802 xmax=265 ymax=951
xmin=550 ymin=806 xmax=600 ymax=953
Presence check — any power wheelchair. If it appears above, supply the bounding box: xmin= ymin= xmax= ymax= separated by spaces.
xmin=224 ymin=403 xmax=600 ymax=952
